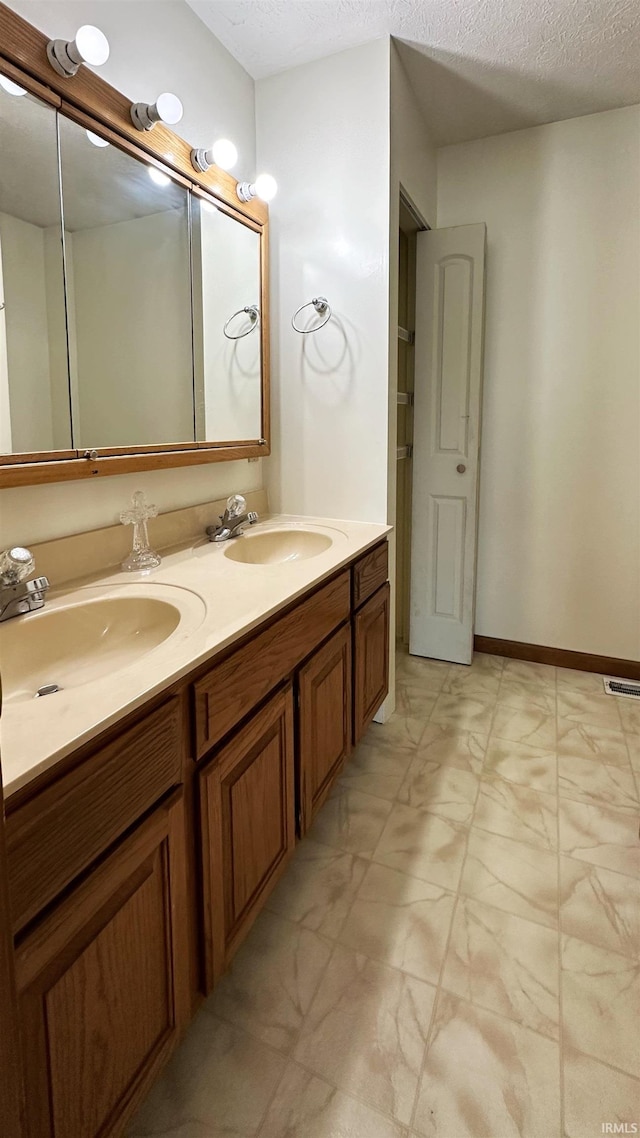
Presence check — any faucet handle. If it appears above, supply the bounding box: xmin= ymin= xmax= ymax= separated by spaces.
xmin=226 ymin=494 xmax=247 ymax=520
xmin=0 ymin=547 xmax=35 ymax=586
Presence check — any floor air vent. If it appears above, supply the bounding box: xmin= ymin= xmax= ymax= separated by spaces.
xmin=603 ymin=677 xmax=640 ymax=699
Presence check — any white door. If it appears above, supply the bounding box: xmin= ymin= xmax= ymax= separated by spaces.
xmin=409 ymin=224 xmax=486 ymax=665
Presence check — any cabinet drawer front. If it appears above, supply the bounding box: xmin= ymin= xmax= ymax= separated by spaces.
xmin=193 ymin=569 xmax=350 ymax=759
xmin=7 ymin=698 xmax=182 ymax=933
xmin=352 ymin=541 xmax=388 ymax=609
xmin=354 ymin=582 xmax=390 ymax=743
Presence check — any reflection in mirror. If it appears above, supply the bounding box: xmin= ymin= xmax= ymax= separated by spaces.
xmin=58 ymin=115 xmax=194 ymax=449
xmin=193 ymin=199 xmax=262 ymax=442
xmin=0 ymin=79 xmax=70 ymax=454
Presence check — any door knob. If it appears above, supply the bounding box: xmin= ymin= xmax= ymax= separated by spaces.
xmin=456 ymin=463 xmax=466 ymax=474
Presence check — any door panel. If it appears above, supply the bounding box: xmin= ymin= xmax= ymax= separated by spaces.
xmin=299 ymin=624 xmax=352 ymax=832
xmin=410 ymin=225 xmax=486 ymax=664
xmin=200 ymin=685 xmax=295 ymax=988
xmin=15 ymin=792 xmax=189 ymax=1138
xmin=353 ymin=584 xmax=390 ymax=743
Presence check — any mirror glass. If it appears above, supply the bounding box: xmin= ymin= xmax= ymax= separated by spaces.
xmin=193 ymin=200 xmax=262 ymax=441
xmin=0 ymin=80 xmax=70 ymax=454
xmin=58 ymin=115 xmax=194 ymax=449
xmin=0 ymin=75 xmax=266 ymax=462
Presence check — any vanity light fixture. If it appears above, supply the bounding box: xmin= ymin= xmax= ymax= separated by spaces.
xmin=86 ymin=129 xmax=109 ymax=148
xmin=130 ymin=92 xmax=183 ymax=132
xmin=0 ymin=76 xmax=26 ymax=96
xmin=46 ymin=25 xmax=109 ymax=78
xmin=236 ymin=173 xmax=277 ymax=203
xmin=191 ymin=138 xmax=238 ymax=174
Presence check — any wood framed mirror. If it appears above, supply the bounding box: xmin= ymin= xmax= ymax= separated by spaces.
xmin=0 ymin=3 xmax=270 ymax=488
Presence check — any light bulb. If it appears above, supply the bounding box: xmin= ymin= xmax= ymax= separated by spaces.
xmin=131 ymin=92 xmax=183 ymax=131
xmin=211 ymin=138 xmax=238 ymax=171
xmin=47 ymin=25 xmax=109 ymax=77
xmin=75 ymin=25 xmax=110 ymax=67
xmin=254 ymin=173 xmax=277 ymax=202
xmin=155 ymin=92 xmax=183 ymax=126
xmin=0 ymin=76 xmax=26 ymax=96
xmin=86 ymin=129 xmax=109 ymax=147
xmin=148 ymin=167 xmax=170 ymax=187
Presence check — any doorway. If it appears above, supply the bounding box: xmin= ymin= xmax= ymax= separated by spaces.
xmin=395 ymin=194 xmax=425 ymax=649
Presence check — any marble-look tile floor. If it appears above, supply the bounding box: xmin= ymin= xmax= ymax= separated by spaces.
xmin=128 ymin=651 xmax=640 ymax=1138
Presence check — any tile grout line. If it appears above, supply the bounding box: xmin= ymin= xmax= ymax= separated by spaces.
xmin=407 ymin=655 xmax=504 ymax=1135
xmin=256 ymin=660 xmax=638 ymax=1137
xmin=254 ymin=671 xmax=456 ymax=1137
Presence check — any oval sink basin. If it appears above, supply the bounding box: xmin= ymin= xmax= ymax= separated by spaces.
xmin=223 ymin=529 xmax=333 ymax=565
xmin=0 ymin=587 xmax=204 ymax=704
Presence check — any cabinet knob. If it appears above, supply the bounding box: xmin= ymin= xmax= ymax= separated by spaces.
xmin=456 ymin=463 xmax=466 ymax=474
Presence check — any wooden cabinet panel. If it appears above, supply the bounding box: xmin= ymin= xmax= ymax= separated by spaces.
xmin=200 ymin=686 xmax=295 ymax=988
xmin=299 ymin=624 xmax=352 ymax=832
xmin=352 ymin=541 xmax=388 ymax=610
xmin=7 ymin=697 xmax=182 ymax=933
xmin=15 ymin=791 xmax=189 ymax=1138
xmin=193 ymin=570 xmax=350 ymax=759
xmin=353 ymin=583 xmax=390 ymax=744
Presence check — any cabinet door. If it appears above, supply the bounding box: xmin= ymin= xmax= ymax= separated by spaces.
xmin=200 ymin=685 xmax=295 ymax=989
xmin=15 ymin=792 xmax=190 ymax=1138
xmin=299 ymin=624 xmax=352 ymax=833
xmin=353 ymin=583 xmax=390 ymax=744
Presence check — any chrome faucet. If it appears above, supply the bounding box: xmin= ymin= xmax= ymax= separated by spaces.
xmin=0 ymin=547 xmax=50 ymax=623
xmin=206 ymin=495 xmax=259 ymax=542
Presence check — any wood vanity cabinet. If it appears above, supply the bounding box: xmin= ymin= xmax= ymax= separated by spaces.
xmin=4 ymin=538 xmax=389 ymax=1136
xmin=298 ymin=623 xmax=352 ymax=832
xmin=199 ymin=685 xmax=295 ymax=987
xmin=352 ymin=542 xmax=390 ymax=744
xmin=14 ymin=791 xmax=190 ymax=1138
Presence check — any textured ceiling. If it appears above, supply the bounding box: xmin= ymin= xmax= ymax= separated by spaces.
xmin=187 ymin=0 xmax=640 ymax=145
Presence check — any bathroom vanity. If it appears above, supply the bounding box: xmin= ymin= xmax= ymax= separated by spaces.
xmin=0 ymin=10 xmax=391 ymax=1135
xmin=1 ymin=518 xmax=390 ymax=1138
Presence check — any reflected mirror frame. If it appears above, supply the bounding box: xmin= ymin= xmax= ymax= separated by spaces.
xmin=0 ymin=1 xmax=270 ymax=488
xmin=0 ymin=58 xmax=77 ymax=467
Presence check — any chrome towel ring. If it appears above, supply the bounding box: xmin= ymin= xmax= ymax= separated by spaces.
xmin=223 ymin=305 xmax=260 ymax=340
xmin=291 ymin=296 xmax=331 ymax=334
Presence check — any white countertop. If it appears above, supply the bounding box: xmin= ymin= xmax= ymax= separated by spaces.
xmin=0 ymin=514 xmax=390 ymax=799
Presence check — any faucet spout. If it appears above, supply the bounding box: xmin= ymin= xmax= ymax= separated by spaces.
xmin=205 ymin=494 xmax=259 ymax=542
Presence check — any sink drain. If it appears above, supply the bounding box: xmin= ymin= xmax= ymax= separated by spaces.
xmin=35 ymin=683 xmax=61 ymax=698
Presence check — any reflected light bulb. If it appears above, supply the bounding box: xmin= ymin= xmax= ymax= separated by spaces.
xmin=0 ymin=76 xmax=26 ymax=96
xmin=86 ymin=129 xmax=109 ymax=147
xmin=211 ymin=138 xmax=238 ymax=171
xmin=148 ymin=167 xmax=170 ymax=187
xmin=254 ymin=173 xmax=277 ymax=202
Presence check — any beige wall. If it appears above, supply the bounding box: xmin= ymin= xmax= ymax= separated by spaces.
xmin=0 ymin=0 xmax=260 ymax=548
xmin=437 ymin=106 xmax=640 ymax=659
xmin=0 ymin=212 xmax=54 ymax=452
xmin=70 ymin=210 xmax=194 ymax=448
xmin=388 ymin=44 xmax=438 ymax=704
xmin=256 ymin=39 xmax=391 ymax=523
